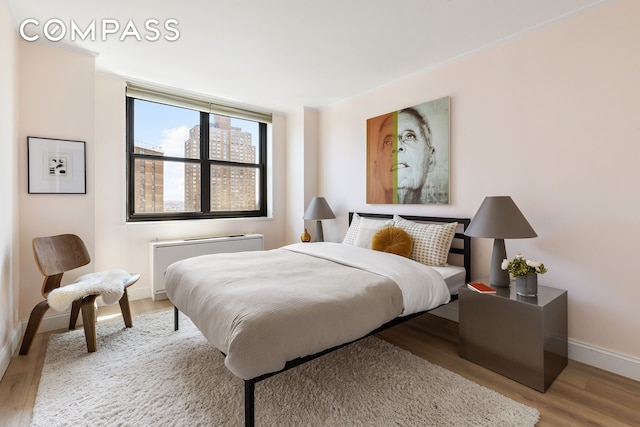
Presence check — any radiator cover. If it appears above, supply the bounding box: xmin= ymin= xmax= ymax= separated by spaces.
xmin=149 ymin=234 xmax=264 ymax=300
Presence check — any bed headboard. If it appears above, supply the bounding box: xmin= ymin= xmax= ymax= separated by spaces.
xmin=349 ymin=212 xmax=472 ymax=283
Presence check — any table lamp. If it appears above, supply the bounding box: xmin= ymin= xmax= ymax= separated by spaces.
xmin=303 ymin=197 xmax=335 ymax=242
xmin=465 ymin=196 xmax=537 ymax=286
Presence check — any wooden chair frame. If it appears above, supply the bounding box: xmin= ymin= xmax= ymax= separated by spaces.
xmin=19 ymin=234 xmax=139 ymax=355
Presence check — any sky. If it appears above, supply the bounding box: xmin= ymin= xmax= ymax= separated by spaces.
xmin=133 ymin=100 xmax=195 ymax=202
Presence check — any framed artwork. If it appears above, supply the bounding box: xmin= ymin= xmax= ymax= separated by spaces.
xmin=366 ymin=96 xmax=450 ymax=205
xmin=28 ymin=137 xmax=86 ymax=194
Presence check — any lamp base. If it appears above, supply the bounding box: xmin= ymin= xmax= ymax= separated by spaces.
xmin=315 ymin=220 xmax=325 ymax=242
xmin=490 ymin=238 xmax=511 ymax=287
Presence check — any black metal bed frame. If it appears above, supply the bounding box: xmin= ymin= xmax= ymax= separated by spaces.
xmin=173 ymin=212 xmax=471 ymax=427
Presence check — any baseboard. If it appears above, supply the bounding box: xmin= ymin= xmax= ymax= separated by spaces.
xmin=431 ymin=302 xmax=640 ymax=383
xmin=127 ymin=286 xmax=152 ymax=302
xmin=568 ymin=339 xmax=640 ymax=382
xmin=0 ymin=322 xmax=22 ymax=380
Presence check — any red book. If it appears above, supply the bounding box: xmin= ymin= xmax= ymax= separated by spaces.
xmin=467 ymin=282 xmax=497 ymax=294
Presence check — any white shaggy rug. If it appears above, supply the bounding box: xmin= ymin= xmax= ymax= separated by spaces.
xmin=31 ymin=310 xmax=539 ymax=426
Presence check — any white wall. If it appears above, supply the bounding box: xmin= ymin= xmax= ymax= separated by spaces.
xmin=284 ymin=107 xmax=325 ymax=243
xmin=319 ymin=0 xmax=640 ymax=376
xmin=17 ymin=42 xmax=97 ymax=327
xmin=285 ymin=108 xmax=305 ymax=244
xmin=0 ymin=0 xmax=20 ymax=376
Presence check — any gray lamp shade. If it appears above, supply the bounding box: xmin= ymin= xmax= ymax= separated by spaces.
xmin=465 ymin=196 xmax=537 ymax=239
xmin=303 ymin=197 xmax=335 ymax=242
xmin=303 ymin=197 xmax=336 ymax=220
xmin=465 ymin=196 xmax=537 ymax=287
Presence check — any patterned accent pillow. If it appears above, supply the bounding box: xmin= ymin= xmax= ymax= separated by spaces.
xmin=393 ymin=215 xmax=458 ymax=266
xmin=342 ymin=213 xmax=362 ymax=245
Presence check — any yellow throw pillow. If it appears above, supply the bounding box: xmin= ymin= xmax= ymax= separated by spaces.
xmin=371 ymin=226 xmax=413 ymax=258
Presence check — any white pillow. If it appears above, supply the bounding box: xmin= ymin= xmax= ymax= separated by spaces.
xmin=393 ymin=215 xmax=457 ymax=266
xmin=342 ymin=213 xmax=362 ymax=245
xmin=354 ymin=216 xmax=394 ymax=249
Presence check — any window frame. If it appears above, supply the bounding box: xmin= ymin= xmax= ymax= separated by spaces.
xmin=125 ymin=94 xmax=268 ymax=222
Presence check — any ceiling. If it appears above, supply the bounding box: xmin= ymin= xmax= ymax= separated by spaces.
xmin=7 ymin=0 xmax=606 ymax=113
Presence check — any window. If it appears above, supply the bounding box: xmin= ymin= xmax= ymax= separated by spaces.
xmin=125 ymin=85 xmax=269 ymax=222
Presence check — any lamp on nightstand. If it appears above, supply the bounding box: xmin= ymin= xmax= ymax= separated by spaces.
xmin=303 ymin=197 xmax=335 ymax=242
xmin=465 ymin=196 xmax=537 ymax=287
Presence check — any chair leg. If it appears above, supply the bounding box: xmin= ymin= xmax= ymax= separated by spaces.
xmin=69 ymin=299 xmax=82 ymax=330
xmin=19 ymin=301 xmax=50 ymax=355
xmin=119 ymin=288 xmax=133 ymax=328
xmin=81 ymin=295 xmax=100 ymax=352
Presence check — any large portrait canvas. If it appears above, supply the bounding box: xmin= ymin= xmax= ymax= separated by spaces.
xmin=366 ymin=96 xmax=450 ymax=204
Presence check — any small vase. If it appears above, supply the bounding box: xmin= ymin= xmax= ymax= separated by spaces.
xmin=516 ymin=273 xmax=538 ymax=297
xmin=300 ymin=228 xmax=311 ymax=243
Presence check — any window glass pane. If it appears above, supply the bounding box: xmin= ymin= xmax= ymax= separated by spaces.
xmin=127 ymin=90 xmax=268 ymax=221
xmin=209 ymin=115 xmax=259 ymax=164
xmin=133 ymin=99 xmax=200 ymax=159
xmin=133 ymin=158 xmax=200 ymax=213
xmin=210 ymin=165 xmax=259 ymax=211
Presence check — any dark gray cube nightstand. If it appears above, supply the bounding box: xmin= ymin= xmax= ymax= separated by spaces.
xmin=459 ymin=284 xmax=568 ymax=392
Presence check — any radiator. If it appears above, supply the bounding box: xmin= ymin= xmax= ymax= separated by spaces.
xmin=150 ymin=234 xmax=264 ymax=301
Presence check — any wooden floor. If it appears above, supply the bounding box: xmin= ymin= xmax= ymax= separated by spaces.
xmin=1 ymin=299 xmax=638 ymax=426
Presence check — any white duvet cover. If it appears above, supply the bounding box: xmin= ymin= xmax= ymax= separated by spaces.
xmin=165 ymin=242 xmax=450 ymax=380
xmin=284 ymin=243 xmax=450 ymax=315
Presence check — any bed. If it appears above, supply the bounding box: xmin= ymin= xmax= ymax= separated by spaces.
xmin=165 ymin=212 xmax=471 ymax=426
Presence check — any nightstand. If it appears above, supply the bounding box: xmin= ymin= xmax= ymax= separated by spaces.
xmin=459 ymin=284 xmax=567 ymax=392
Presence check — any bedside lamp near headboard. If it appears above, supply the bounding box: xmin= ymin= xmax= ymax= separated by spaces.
xmin=303 ymin=197 xmax=335 ymax=242
xmin=465 ymin=196 xmax=537 ymax=287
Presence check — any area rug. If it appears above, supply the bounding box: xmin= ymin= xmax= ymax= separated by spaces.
xmin=31 ymin=310 xmax=539 ymax=426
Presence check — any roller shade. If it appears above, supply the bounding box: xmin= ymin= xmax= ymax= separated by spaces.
xmin=126 ymin=82 xmax=272 ymax=123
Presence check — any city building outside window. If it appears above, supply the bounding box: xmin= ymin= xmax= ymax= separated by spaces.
xmin=125 ymin=86 xmax=269 ymax=221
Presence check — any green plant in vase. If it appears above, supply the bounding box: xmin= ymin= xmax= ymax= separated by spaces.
xmin=501 ymin=253 xmax=547 ymax=297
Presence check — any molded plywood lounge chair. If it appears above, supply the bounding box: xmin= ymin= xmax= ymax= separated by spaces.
xmin=19 ymin=234 xmax=140 ymax=355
